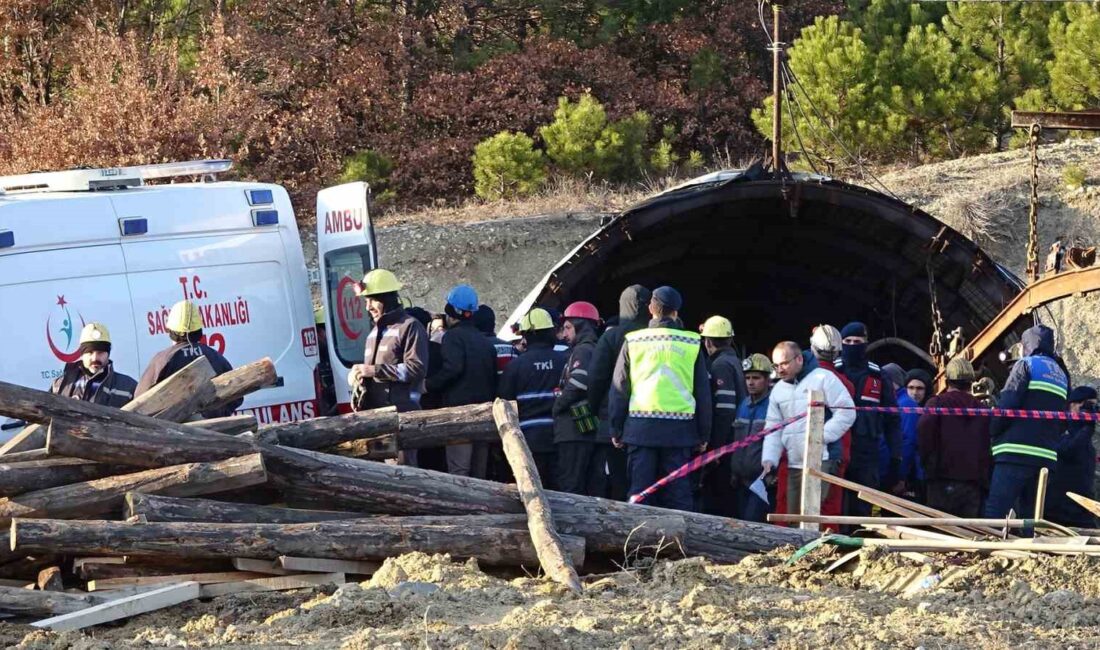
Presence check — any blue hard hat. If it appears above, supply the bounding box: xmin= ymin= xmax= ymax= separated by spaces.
xmin=446 ymin=284 xmax=479 ymax=313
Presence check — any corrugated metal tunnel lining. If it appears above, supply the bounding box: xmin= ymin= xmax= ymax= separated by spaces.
xmin=511 ymin=167 xmax=1026 ymax=372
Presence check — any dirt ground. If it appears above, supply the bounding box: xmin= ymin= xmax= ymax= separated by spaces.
xmin=5 ymin=548 xmax=1100 ymax=648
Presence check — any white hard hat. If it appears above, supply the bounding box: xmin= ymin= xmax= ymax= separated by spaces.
xmin=810 ymin=324 xmax=842 ymax=354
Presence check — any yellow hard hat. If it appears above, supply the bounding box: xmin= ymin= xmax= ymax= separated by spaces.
xmin=313 ymin=307 xmax=325 ymax=325
xmin=166 ymin=300 xmax=204 ymax=333
xmin=514 ymin=308 xmax=555 ymax=333
xmin=742 ymin=353 xmax=774 ymax=375
xmin=701 ymin=315 xmax=734 ymax=338
xmin=358 ymin=269 xmax=402 ymax=297
xmin=79 ymin=322 xmax=111 ymax=346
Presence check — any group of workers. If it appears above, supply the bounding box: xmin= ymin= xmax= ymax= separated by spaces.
xmin=348 ymin=267 xmax=1099 ymax=528
xmin=49 ymin=300 xmax=241 ymax=417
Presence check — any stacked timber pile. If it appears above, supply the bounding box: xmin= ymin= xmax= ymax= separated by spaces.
xmin=0 ymin=359 xmax=815 ymax=631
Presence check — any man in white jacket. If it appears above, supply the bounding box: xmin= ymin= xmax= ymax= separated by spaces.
xmin=761 ymin=341 xmax=856 ymax=514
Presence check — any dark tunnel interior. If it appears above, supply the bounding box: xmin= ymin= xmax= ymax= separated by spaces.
xmin=526 ymin=173 xmax=1026 ymax=376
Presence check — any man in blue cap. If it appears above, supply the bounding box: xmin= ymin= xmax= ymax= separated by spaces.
xmin=609 ymin=286 xmax=712 ymax=511
xmin=835 ymin=321 xmax=902 ymax=516
xmin=426 ymin=284 xmax=497 ymax=477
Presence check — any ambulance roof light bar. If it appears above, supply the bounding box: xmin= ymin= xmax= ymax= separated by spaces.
xmin=0 ymin=159 xmax=233 ymax=194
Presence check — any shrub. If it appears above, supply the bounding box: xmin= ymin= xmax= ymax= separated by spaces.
xmin=539 ymin=94 xmax=608 ymax=175
xmin=595 ymin=110 xmax=652 ymax=180
xmin=339 ymin=150 xmax=396 ymax=203
xmin=472 ymin=131 xmax=547 ymax=200
xmin=1064 ymin=163 xmax=1087 ymax=190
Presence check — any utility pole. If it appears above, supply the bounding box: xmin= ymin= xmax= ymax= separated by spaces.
xmin=771 ymin=2 xmax=786 ymax=174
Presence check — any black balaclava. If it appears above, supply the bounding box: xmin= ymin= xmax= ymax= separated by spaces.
xmin=840 ymin=321 xmax=869 ymax=368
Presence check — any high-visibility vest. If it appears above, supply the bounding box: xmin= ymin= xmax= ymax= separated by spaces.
xmin=625 ymin=328 xmax=701 ymax=420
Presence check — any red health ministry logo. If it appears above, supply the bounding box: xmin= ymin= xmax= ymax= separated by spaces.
xmin=46 ymin=295 xmax=86 ymax=363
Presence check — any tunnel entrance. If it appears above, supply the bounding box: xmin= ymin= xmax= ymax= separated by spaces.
xmin=509 ymin=166 xmax=1026 ymax=373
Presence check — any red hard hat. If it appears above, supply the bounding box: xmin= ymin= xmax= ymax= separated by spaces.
xmin=564 ymin=301 xmax=600 ymax=321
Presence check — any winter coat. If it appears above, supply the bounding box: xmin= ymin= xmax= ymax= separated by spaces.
xmin=135 ymin=341 xmax=238 ymax=417
xmin=816 ymin=357 xmax=855 ymax=465
xmin=1047 ymin=420 xmax=1098 ymax=528
xmin=552 ymin=328 xmax=598 ymax=443
xmin=880 ymin=388 xmax=926 ymax=486
xmin=425 ymin=320 xmax=497 ymax=408
xmin=52 ymin=361 xmax=137 ymax=409
xmin=835 ymin=358 xmax=902 ymax=467
xmin=498 ymin=341 xmax=567 ymax=453
xmin=587 ymin=285 xmax=651 ymax=443
xmin=762 ymin=363 xmax=856 ymax=469
xmin=990 ymin=325 xmax=1068 ymax=468
xmin=708 ymin=348 xmax=748 ymax=448
xmin=609 ymin=317 xmax=713 ymax=448
xmin=354 ymin=307 xmax=429 ymax=413
xmin=917 ymin=389 xmax=992 ymax=486
xmin=485 ymin=334 xmax=517 ymax=376
xmin=730 ymin=393 xmax=770 ymax=485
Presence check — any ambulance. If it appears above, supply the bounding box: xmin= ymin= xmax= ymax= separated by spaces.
xmin=0 ymin=160 xmax=378 ymax=439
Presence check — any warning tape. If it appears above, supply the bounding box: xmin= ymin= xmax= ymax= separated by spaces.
xmin=629 ymin=402 xmax=1098 ymax=504
xmin=627 ymin=412 xmax=805 ymax=505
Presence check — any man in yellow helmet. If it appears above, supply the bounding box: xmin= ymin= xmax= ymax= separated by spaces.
xmin=697 ymin=315 xmax=747 ymax=516
xmin=609 ymin=286 xmax=712 ymax=511
xmin=135 ymin=299 xmax=239 ymax=417
xmin=349 ymin=269 xmax=428 ymax=467
xmin=50 ymin=322 xmax=137 ymax=408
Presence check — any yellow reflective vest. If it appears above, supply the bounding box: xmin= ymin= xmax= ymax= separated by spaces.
xmin=624 ymin=328 xmax=701 ymax=420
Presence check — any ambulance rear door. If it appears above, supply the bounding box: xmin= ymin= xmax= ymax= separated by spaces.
xmin=316 ymin=182 xmax=376 ymax=412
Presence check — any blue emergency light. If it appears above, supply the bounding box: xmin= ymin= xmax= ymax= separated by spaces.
xmin=247 ymin=189 xmax=274 ymax=206
xmin=0 ymin=230 xmax=13 ymax=249
xmin=120 ymin=218 xmax=148 ymax=236
xmin=252 ymin=209 xmax=279 ymax=226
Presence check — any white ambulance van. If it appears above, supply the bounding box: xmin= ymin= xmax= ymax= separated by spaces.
xmin=0 ymin=160 xmax=335 ymax=438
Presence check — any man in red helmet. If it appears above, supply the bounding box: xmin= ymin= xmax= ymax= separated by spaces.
xmin=553 ymin=301 xmax=604 ymax=495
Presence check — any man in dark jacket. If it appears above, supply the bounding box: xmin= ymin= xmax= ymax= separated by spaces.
xmin=349 ymin=269 xmax=429 ymax=466
xmin=729 ymin=353 xmax=773 ymax=522
xmin=835 ymin=321 xmax=902 ymax=516
xmin=984 ymin=324 xmax=1068 ymax=519
xmin=474 ymin=305 xmax=517 ymax=376
xmin=51 ymin=322 xmax=137 ymax=409
xmin=426 ymin=285 xmax=497 ymax=477
xmin=498 ymin=308 xmax=568 ymax=488
xmin=698 ymin=315 xmax=747 ymax=516
xmin=587 ymin=284 xmax=651 ymax=501
xmin=553 ymin=301 xmax=602 ymax=495
xmin=918 ymin=356 xmax=990 ymax=517
xmin=136 ymin=300 xmax=239 ymax=418
xmin=610 ymin=286 xmax=712 ymax=511
xmin=1047 ymin=386 xmax=1098 ymax=528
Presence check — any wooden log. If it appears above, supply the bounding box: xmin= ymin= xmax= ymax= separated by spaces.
xmin=12 ymin=519 xmax=586 ymax=568
xmin=0 ymin=454 xmax=266 ymax=527
xmin=0 ymin=578 xmax=33 ymax=588
xmin=0 ymin=585 xmax=101 ymax=616
xmin=278 ymin=556 xmax=379 ymax=575
xmin=189 ymin=415 xmax=258 ymax=435
xmin=397 ymin=402 xmax=501 ymax=448
xmin=493 ymin=399 xmax=582 ymax=593
xmin=206 ymin=358 xmax=277 ymax=413
xmin=31 ymin=581 xmax=201 ymax=631
xmin=89 ymin=571 xmax=269 ymax=591
xmin=200 ymin=572 xmax=344 ymax=598
xmin=37 ymin=566 xmax=63 ymax=591
xmin=323 ymin=434 xmax=398 ymax=460
xmin=257 ymin=407 xmax=399 ymax=448
xmin=0 ymin=449 xmax=50 ymax=463
xmin=0 ymin=357 xmax=216 ymax=456
xmin=800 ymin=389 xmax=825 ymax=531
xmin=268 ymin=447 xmax=814 ymax=561
xmin=79 ymin=559 xmax=233 ymax=581
xmin=127 ymin=492 xmax=368 ymax=525
xmin=0 ymin=457 xmax=120 ymax=498
xmin=46 ymin=415 xmax=258 ymax=468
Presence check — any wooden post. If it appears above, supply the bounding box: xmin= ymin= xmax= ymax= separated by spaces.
xmin=1035 ymin=467 xmax=1049 ymax=520
xmin=492 ymin=399 xmax=582 ymax=593
xmin=800 ymin=389 xmax=825 ymax=531
xmin=205 ymin=358 xmax=277 ymax=413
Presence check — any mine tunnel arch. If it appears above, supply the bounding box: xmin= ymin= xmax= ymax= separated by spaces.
xmin=508 ymin=166 xmax=1027 ymax=375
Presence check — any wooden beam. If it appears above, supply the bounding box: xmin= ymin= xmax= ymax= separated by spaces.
xmin=256 ymin=407 xmax=399 ymax=449
xmin=1067 ymin=492 xmax=1100 ymax=519
xmin=126 ymin=492 xmax=367 ymax=525
xmin=206 ymin=358 xmax=277 ymax=414
xmin=323 ymin=434 xmax=399 ymax=460
xmin=769 ymin=514 xmax=1055 ymax=529
xmin=12 ymin=519 xmax=586 ymax=568
xmin=859 ymin=537 xmax=1100 ymax=554
xmin=397 ymin=402 xmax=501 ymax=448
xmin=31 ymin=581 xmax=201 ymax=631
xmin=0 ymin=458 xmax=120 ymax=498
xmin=800 ymin=389 xmax=825 ymax=531
xmin=856 ymin=491 xmax=981 ymax=539
xmin=79 ymin=559 xmax=234 ymax=581
xmin=0 ymin=453 xmax=266 ymax=527
xmin=278 ymin=556 xmax=379 ymax=575
xmin=493 ymin=399 xmax=582 ymax=593
xmin=231 ymin=558 xmax=291 ymax=575
xmin=89 ymin=571 xmax=269 ymax=591
xmin=1011 ymin=110 xmax=1100 ymax=131
xmin=189 ymin=415 xmax=258 ymax=435
xmin=200 ymin=572 xmax=344 ymax=598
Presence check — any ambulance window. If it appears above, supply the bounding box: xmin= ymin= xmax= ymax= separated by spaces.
xmin=324 ymin=246 xmax=373 ymax=367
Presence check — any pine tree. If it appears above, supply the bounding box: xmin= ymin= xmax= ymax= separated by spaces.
xmin=1049 ymin=4 xmax=1100 ymax=111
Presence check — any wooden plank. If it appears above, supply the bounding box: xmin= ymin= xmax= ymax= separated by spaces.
xmin=493 ymin=399 xmax=582 ymax=593
xmin=800 ymin=389 xmax=825 ymax=531
xmin=88 ymin=571 xmax=268 ymax=592
xmin=1035 ymin=467 xmax=1049 ymax=520
xmin=199 ymin=572 xmax=344 ymax=598
xmin=278 ymin=556 xmax=380 ymax=575
xmin=860 ymin=537 xmax=1100 ymax=554
xmin=31 ymin=581 xmax=201 ymax=631
xmin=857 ymin=491 xmax=982 ymax=539
xmin=231 ymin=558 xmax=292 ymax=575
xmin=1067 ymin=492 xmax=1100 ymax=519
xmin=768 ymin=514 xmax=1057 ymax=530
